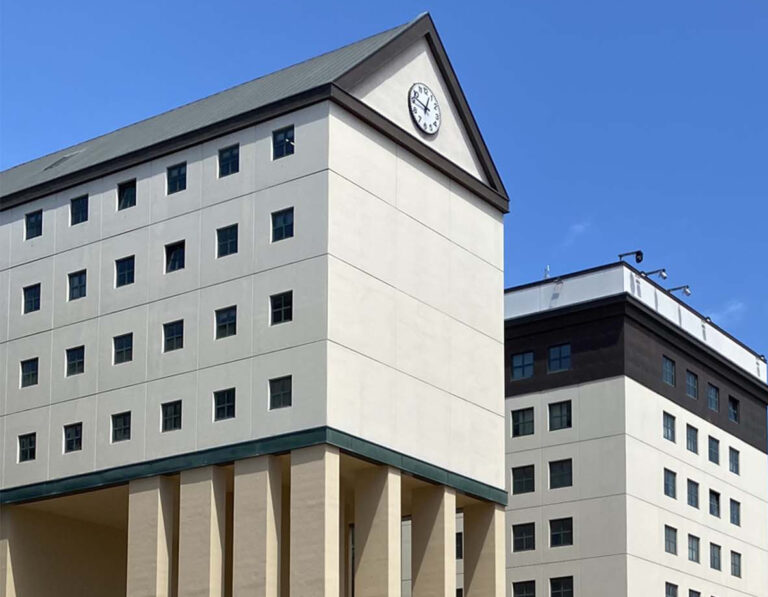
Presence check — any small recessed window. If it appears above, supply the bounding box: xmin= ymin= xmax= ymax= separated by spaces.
xmin=272 ymin=125 xmax=294 ymax=159
xmin=687 ymin=479 xmax=699 ymax=509
xmin=548 ymin=400 xmax=572 ymax=431
xmin=165 ymin=241 xmax=185 ymax=273
xmin=685 ymin=370 xmax=698 ymax=398
xmin=167 ymin=162 xmax=187 ymax=194
xmin=215 ymin=306 xmax=237 ymax=339
xmin=665 ymin=583 xmax=678 ymax=597
xmin=163 ymin=320 xmax=184 ymax=352
xmin=663 ymin=468 xmax=676 ymax=499
xmin=731 ymin=551 xmax=741 ymax=578
xmin=269 ymin=375 xmax=292 ymax=410
xmin=662 ymin=356 xmax=676 ymax=386
xmin=70 ymin=195 xmax=88 ymax=225
xmin=18 ymin=433 xmax=36 ymax=462
xmin=707 ymin=383 xmax=719 ymax=411
xmin=512 ymin=522 xmax=535 ymax=552
xmin=113 ymin=333 xmax=133 ymax=364
xmin=64 ymin=422 xmax=82 ymax=453
xmin=730 ymin=499 xmax=741 ymax=526
xmin=270 ymin=291 xmax=293 ymax=325
xmin=214 ymin=388 xmax=236 ymax=421
xmin=68 ymin=269 xmax=87 ymax=300
xmin=115 ymin=256 xmax=135 ymax=287
xmin=688 ymin=534 xmax=700 ymax=562
xmin=547 ymin=344 xmax=571 ymax=373
xmin=664 ymin=525 xmax=677 ymax=554
xmin=512 ymin=464 xmax=535 ymax=495
xmin=663 ymin=411 xmax=676 ymax=442
xmin=66 ymin=346 xmax=85 ymax=376
xmin=727 ymin=396 xmax=740 ymax=423
xmin=25 ymin=210 xmax=43 ymax=239
xmin=689 ymin=591 xmax=700 ymax=597
xmin=112 ymin=411 xmax=131 ymax=442
xmin=511 ymin=407 xmax=534 ymax=437
xmin=271 ymin=207 xmax=294 ymax=242
xmin=729 ymin=447 xmax=740 ymax=475
xmin=686 ymin=424 xmax=698 ymax=453
xmin=512 ymin=581 xmax=535 ymax=597
xmin=708 ymin=436 xmax=719 ymax=464
xmin=20 ymin=358 xmax=39 ymax=388
xmin=117 ymin=179 xmax=137 ymax=210
xmin=549 ymin=459 xmax=572 ymax=489
xmin=550 ymin=577 xmax=573 ymax=597
xmin=218 ymin=144 xmax=239 ymax=177
xmin=709 ymin=490 xmax=720 ymax=518
xmin=550 ymin=517 xmax=573 ymax=547
xmin=511 ymin=351 xmax=534 ymax=379
xmin=216 ymin=224 xmax=238 ymax=258
xmin=710 ymin=543 xmax=721 ymax=570
xmin=455 ymin=532 xmax=463 ymax=560
xmin=161 ymin=400 xmax=182 ymax=432
xmin=23 ymin=283 xmax=41 ymax=313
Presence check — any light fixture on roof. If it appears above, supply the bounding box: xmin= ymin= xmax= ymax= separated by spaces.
xmin=618 ymin=250 xmax=644 ymax=264
xmin=642 ymin=268 xmax=668 ymax=280
xmin=669 ymin=285 xmax=692 ymax=297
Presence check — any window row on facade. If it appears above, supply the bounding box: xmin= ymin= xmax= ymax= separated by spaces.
xmin=16 ymin=376 xmax=293 ymax=463
xmin=662 ymin=410 xmax=741 ymax=474
xmin=511 ymin=399 xmax=572 ymax=438
xmin=21 ymin=126 xmax=295 ymax=242
xmin=512 ymin=576 xmax=573 ymax=597
xmin=663 ymin=523 xmax=743 ymax=578
xmin=512 ymin=516 xmax=574 ymax=552
xmin=510 ymin=343 xmax=571 ymax=381
xmin=662 ymin=465 xmax=742 ymax=526
xmin=511 ymin=458 xmax=573 ymax=495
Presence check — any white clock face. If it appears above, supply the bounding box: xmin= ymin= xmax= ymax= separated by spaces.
xmin=408 ymin=83 xmax=441 ymax=135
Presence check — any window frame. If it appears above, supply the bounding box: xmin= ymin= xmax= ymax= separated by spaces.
xmin=68 ymin=269 xmax=87 ymax=301
xmin=727 ymin=396 xmax=740 ymax=423
xmin=663 ymin=411 xmax=676 ymax=442
xmin=730 ymin=498 xmax=741 ymax=526
xmin=113 ymin=333 xmax=133 ymax=365
xmin=708 ymin=436 xmax=720 ymax=464
xmin=662 ymin=356 xmax=676 ymax=386
xmin=20 ymin=357 xmax=39 ymax=388
xmin=688 ymin=534 xmax=700 ymax=563
xmin=25 ymin=209 xmax=43 ymax=240
xmin=270 ymin=291 xmax=293 ymax=325
xmin=550 ymin=576 xmax=573 ymax=597
xmin=163 ymin=320 xmax=184 ymax=352
xmin=511 ymin=407 xmax=534 ymax=438
xmin=115 ymin=255 xmax=135 ymax=287
xmin=511 ymin=351 xmax=534 ymax=380
xmin=709 ymin=490 xmax=721 ymax=518
xmin=729 ymin=447 xmax=740 ymax=475
xmin=117 ymin=179 xmax=137 ymax=210
xmin=218 ymin=143 xmax=240 ymax=177
xmin=214 ymin=388 xmax=236 ymax=421
xmin=664 ymin=525 xmax=677 ymax=555
xmin=687 ymin=479 xmax=699 ymax=509
xmin=23 ymin=283 xmax=41 ymax=314
xmin=70 ymin=194 xmax=89 ymax=225
xmin=165 ymin=240 xmax=186 ymax=273
xmin=161 ymin=400 xmax=183 ymax=432
xmin=663 ymin=468 xmax=677 ymax=499
xmin=549 ymin=459 xmax=573 ymax=489
xmin=512 ymin=464 xmax=535 ymax=495
xmin=272 ymin=125 xmax=295 ymax=159
xmin=512 ymin=522 xmax=536 ymax=552
xmin=271 ymin=207 xmax=294 ymax=242
xmin=64 ymin=422 xmax=83 ymax=453
xmin=215 ymin=305 xmax=238 ymax=339
xmin=707 ymin=383 xmax=720 ymax=411
xmin=547 ymin=343 xmax=571 ymax=373
xmin=686 ymin=424 xmax=698 ymax=453
xmin=731 ymin=550 xmax=741 ymax=578
xmin=269 ymin=375 xmax=293 ymax=410
xmin=710 ymin=543 xmax=721 ymax=570
xmin=549 ymin=517 xmax=573 ymax=547
xmin=66 ymin=345 xmax=85 ymax=377
xmin=111 ymin=411 xmax=132 ymax=443
xmin=18 ymin=432 xmax=36 ymax=462
xmin=216 ymin=223 xmax=238 ymax=258
xmin=685 ymin=370 xmax=698 ymax=398
xmin=548 ymin=400 xmax=572 ymax=431
xmin=166 ymin=162 xmax=187 ymax=194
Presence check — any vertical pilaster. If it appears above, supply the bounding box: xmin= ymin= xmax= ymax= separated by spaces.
xmin=0 ymin=505 xmax=15 ymax=597
xmin=289 ymin=445 xmax=340 ymax=597
xmin=232 ymin=456 xmax=282 ymax=597
xmin=354 ymin=466 xmax=401 ymax=597
xmin=178 ymin=466 xmax=227 ymax=597
xmin=127 ymin=476 xmax=177 ymax=597
xmin=463 ymin=503 xmax=504 ymax=597
xmin=411 ymin=485 xmax=456 ymax=597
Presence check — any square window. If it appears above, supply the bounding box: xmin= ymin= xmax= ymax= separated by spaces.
xmin=548 ymin=401 xmax=572 ymax=431
xmin=730 ymin=499 xmax=741 ymax=526
xmin=23 ymin=283 xmax=41 ymax=313
xmin=215 ymin=306 xmax=237 ymax=339
xmin=731 ymin=551 xmax=741 ymax=577
xmin=687 ymin=479 xmax=699 ymax=509
xmin=115 ymin=256 xmax=135 ymax=287
xmin=688 ymin=534 xmax=700 ymax=562
xmin=20 ymin=358 xmax=39 ymax=388
xmin=272 ymin=125 xmax=294 ymax=159
xmin=112 ymin=412 xmax=131 ymax=442
xmin=455 ymin=531 xmax=463 ymax=560
xmin=662 ymin=356 xmax=676 ymax=386
xmin=664 ymin=468 xmax=676 ymax=499
xmin=165 ymin=241 xmax=185 ymax=273
xmin=269 ymin=376 xmax=292 ymax=410
xmin=216 ymin=224 xmax=238 ymax=258
xmin=685 ymin=370 xmax=698 ymax=398
xmin=167 ymin=162 xmax=187 ymax=194
xmin=664 ymin=525 xmax=677 ymax=554
xmin=512 ymin=465 xmax=535 ymax=494
xmin=729 ymin=447 xmax=740 ymax=475
xmin=68 ymin=269 xmax=87 ymax=300
xmin=70 ymin=194 xmax=88 ymax=225
xmin=270 ymin=291 xmax=293 ymax=325
xmin=709 ymin=490 xmax=720 ymax=518
xmin=727 ymin=396 xmax=740 ymax=423
xmin=512 ymin=522 xmax=535 ymax=552
xmin=550 ymin=577 xmax=573 ymax=597
xmin=117 ymin=179 xmax=137 ymax=210
xmin=18 ymin=433 xmax=36 ymax=462
xmin=550 ymin=517 xmax=573 ymax=547
xmin=707 ymin=383 xmax=719 ymax=411
xmin=512 ymin=407 xmax=534 ymax=437
xmin=66 ymin=346 xmax=85 ymax=376
xmin=663 ymin=411 xmax=676 ymax=442
xmin=512 ymin=581 xmax=535 ymax=597
xmin=710 ymin=543 xmax=721 ymax=570
xmin=511 ymin=351 xmax=534 ymax=379
xmin=665 ymin=583 xmax=678 ymax=597
xmin=113 ymin=333 xmax=133 ymax=364
xmin=708 ymin=436 xmax=719 ymax=464
xmin=214 ymin=388 xmax=236 ymax=421
xmin=161 ymin=400 xmax=182 ymax=432
xmin=686 ymin=424 xmax=698 ymax=453
xmin=64 ymin=422 xmax=82 ymax=453
xmin=271 ymin=207 xmax=294 ymax=242
xmin=25 ymin=210 xmax=43 ymax=239
xmin=547 ymin=344 xmax=571 ymax=372
xmin=549 ymin=459 xmax=572 ymax=489
xmin=163 ymin=320 xmax=184 ymax=352
xmin=689 ymin=591 xmax=700 ymax=597
xmin=218 ymin=144 xmax=239 ymax=177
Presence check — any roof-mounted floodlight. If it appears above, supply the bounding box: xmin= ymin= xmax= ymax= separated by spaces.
xmin=669 ymin=285 xmax=692 ymax=297
xmin=642 ymin=268 xmax=668 ymax=280
xmin=619 ymin=250 xmax=644 ymax=264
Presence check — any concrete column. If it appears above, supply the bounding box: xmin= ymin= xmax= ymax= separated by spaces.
xmin=232 ymin=456 xmax=282 ymax=597
xmin=411 ymin=485 xmax=456 ymax=597
xmin=354 ymin=466 xmax=401 ymax=597
xmin=127 ymin=476 xmax=177 ymax=597
xmin=463 ymin=503 xmax=504 ymax=597
xmin=178 ymin=466 xmax=228 ymax=597
xmin=0 ymin=505 xmax=15 ymax=597
xmin=290 ymin=445 xmax=340 ymax=597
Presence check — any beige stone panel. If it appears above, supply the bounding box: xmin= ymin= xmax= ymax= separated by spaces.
xmin=354 ymin=466 xmax=401 ymax=596
xmin=0 ymin=505 xmax=15 ymax=597
xmin=411 ymin=485 xmax=456 ymax=597
xmin=290 ymin=445 xmax=340 ymax=597
xmin=178 ymin=466 xmax=228 ymax=597
xmin=127 ymin=475 xmax=178 ymax=597
xmin=232 ymin=456 xmax=282 ymax=597
xmin=462 ymin=503 xmax=504 ymax=597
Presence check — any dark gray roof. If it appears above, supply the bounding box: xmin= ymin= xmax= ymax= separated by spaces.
xmin=0 ymin=15 xmax=420 ymax=200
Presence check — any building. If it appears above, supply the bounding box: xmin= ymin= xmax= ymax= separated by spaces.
xmin=0 ymin=13 xmax=509 ymax=597
xmin=503 ymin=262 xmax=768 ymax=597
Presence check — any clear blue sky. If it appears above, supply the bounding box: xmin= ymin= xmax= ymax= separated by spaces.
xmin=1 ymin=1 xmax=766 ymax=356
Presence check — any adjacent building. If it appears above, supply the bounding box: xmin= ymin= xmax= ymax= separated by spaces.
xmin=503 ymin=263 xmax=768 ymax=597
